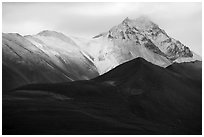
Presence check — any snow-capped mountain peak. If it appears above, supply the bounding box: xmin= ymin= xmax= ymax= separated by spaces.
xmin=94 ymin=17 xmax=197 ymax=62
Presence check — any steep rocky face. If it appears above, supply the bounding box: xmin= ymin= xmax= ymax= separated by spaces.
xmin=132 ymin=17 xmax=193 ymax=60
xmin=95 ymin=17 xmax=194 ymax=61
xmin=88 ymin=17 xmax=176 ymax=74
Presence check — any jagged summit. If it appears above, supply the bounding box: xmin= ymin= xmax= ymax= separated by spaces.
xmin=93 ymin=16 xmax=157 ymax=39
xmin=121 ymin=16 xmax=158 ymax=30
xmin=93 ymin=16 xmax=194 ymax=62
xmin=94 ymin=16 xmax=161 ymax=40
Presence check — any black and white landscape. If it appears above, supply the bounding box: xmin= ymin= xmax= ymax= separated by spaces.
xmin=2 ymin=3 xmax=202 ymax=135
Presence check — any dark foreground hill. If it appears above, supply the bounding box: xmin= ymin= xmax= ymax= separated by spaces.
xmin=2 ymin=58 xmax=202 ymax=135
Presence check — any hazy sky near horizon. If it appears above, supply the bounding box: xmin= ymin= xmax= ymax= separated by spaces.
xmin=2 ymin=2 xmax=202 ymax=55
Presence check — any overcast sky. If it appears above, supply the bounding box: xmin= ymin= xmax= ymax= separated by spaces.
xmin=2 ymin=2 xmax=202 ymax=55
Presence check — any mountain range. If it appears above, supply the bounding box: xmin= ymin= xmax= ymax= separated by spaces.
xmin=2 ymin=17 xmax=201 ymax=91
xmin=2 ymin=16 xmax=202 ymax=135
